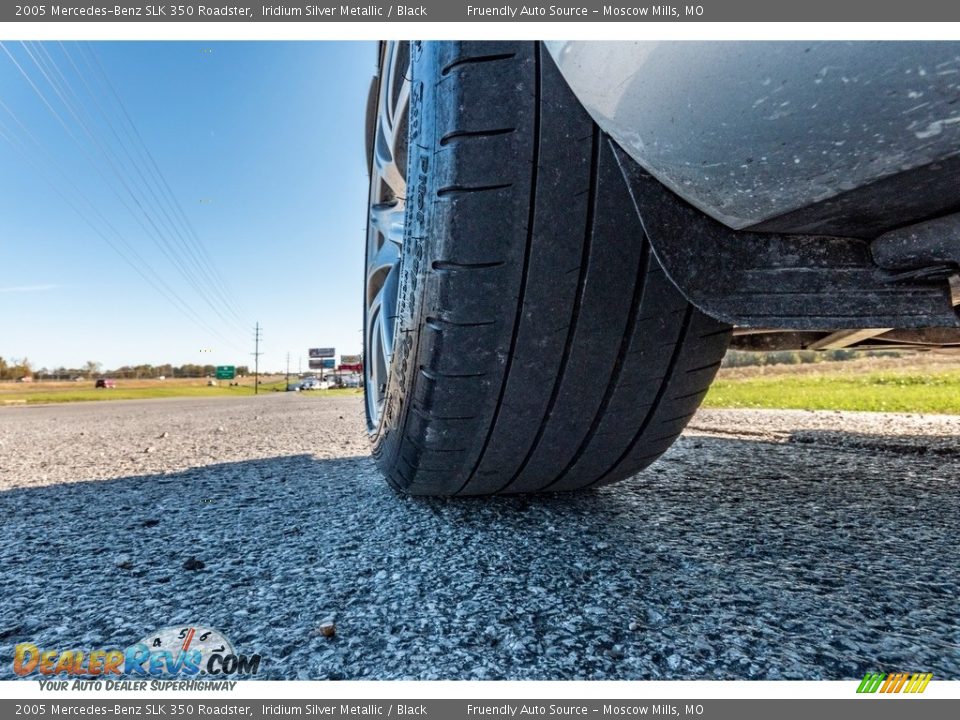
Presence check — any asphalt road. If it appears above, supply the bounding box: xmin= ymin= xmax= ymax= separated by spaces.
xmin=1 ymin=395 xmax=958 ymax=680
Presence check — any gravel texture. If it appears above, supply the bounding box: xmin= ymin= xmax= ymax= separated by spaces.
xmin=0 ymin=396 xmax=958 ymax=680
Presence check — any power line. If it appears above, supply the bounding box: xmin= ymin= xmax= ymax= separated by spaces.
xmin=44 ymin=41 xmax=248 ymax=330
xmin=0 ymin=56 xmax=246 ymax=352
xmin=0 ymin=41 xmax=252 ymax=351
xmin=12 ymin=41 xmax=250 ymax=338
xmin=74 ymin=42 xmax=249 ymax=326
xmin=0 ymin=109 xmax=246 ymax=354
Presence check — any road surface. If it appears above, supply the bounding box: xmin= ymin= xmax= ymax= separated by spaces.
xmin=1 ymin=395 xmax=957 ymax=680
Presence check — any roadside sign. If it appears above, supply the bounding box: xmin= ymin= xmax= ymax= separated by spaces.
xmin=339 ymin=363 xmax=362 ymax=372
xmin=340 ymin=354 xmax=361 ymax=365
xmin=309 ymin=347 xmax=335 ymax=359
xmin=215 ymin=366 xmax=236 ymax=380
xmin=309 ymin=358 xmax=336 ymax=370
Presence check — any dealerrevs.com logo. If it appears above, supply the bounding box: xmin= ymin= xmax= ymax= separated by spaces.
xmin=13 ymin=626 xmax=261 ymax=682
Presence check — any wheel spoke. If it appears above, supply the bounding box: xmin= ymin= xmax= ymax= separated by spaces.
xmin=373 ymin=44 xmax=410 ymax=199
xmin=375 ymin=132 xmax=406 ymax=198
xmin=370 ymin=200 xmax=405 ymax=247
xmin=380 ymin=265 xmax=399 ymax=359
xmin=367 ymin=238 xmax=400 ymax=285
xmin=392 ymin=79 xmax=411 ymax=139
xmin=367 ymin=305 xmax=386 ymax=419
xmin=365 ymin=41 xmax=411 ymax=431
xmin=368 ymin=281 xmax=384 ymax=322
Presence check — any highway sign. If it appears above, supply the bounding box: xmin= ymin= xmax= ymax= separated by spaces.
xmin=215 ymin=366 xmax=236 ymax=380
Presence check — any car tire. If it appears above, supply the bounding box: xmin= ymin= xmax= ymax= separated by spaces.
xmin=364 ymin=41 xmax=731 ymax=495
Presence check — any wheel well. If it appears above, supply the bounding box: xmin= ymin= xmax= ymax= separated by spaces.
xmin=612 ymin=144 xmax=960 ymax=348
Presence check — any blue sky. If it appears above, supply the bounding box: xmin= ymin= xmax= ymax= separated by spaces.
xmin=0 ymin=41 xmax=374 ymax=372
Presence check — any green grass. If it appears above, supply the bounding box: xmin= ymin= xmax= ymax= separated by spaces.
xmin=294 ymin=387 xmax=362 ymax=399
xmin=0 ymin=381 xmax=361 ymax=405
xmin=703 ymin=369 xmax=960 ymax=414
xmin=8 ymin=366 xmax=957 ymax=413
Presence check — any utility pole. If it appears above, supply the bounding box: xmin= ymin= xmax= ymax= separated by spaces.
xmin=285 ymin=351 xmax=291 ymax=392
xmin=252 ymin=322 xmax=263 ymax=395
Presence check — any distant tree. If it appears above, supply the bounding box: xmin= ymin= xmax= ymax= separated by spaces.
xmin=722 ymin=351 xmax=761 ymax=368
xmin=177 ymin=364 xmax=204 ymax=377
xmin=824 ymin=349 xmax=856 ymax=362
xmin=767 ymin=351 xmax=799 ymax=365
xmin=82 ymin=360 xmax=102 ymax=378
xmin=115 ymin=366 xmax=136 ymax=379
xmin=133 ymin=364 xmax=154 ymax=378
xmin=6 ymin=357 xmax=33 ymax=380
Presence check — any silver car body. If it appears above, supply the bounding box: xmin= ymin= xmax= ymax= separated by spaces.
xmin=546 ymin=41 xmax=960 ymax=231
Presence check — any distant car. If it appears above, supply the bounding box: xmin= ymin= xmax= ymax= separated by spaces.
xmin=95 ymin=379 xmax=116 ymax=389
xmin=207 ymin=379 xmax=217 ymax=386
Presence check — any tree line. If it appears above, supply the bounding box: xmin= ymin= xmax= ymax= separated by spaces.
xmin=0 ymin=357 xmax=250 ymax=381
xmin=722 ymin=349 xmax=902 ymax=368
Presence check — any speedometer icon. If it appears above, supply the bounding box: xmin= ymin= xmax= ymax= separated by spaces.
xmin=135 ymin=626 xmax=235 ymax=675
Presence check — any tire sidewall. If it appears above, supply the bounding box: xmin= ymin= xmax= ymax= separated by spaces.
xmin=369 ymin=41 xmax=436 ymax=488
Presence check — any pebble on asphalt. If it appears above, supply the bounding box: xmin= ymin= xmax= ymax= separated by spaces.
xmin=317 ymin=622 xmax=336 ymax=638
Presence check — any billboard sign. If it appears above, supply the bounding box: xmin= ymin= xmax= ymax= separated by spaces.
xmin=308 ymin=347 xmax=335 ymax=359
xmin=308 ymin=358 xmax=336 ymax=370
xmin=340 ymin=354 xmax=361 ymax=365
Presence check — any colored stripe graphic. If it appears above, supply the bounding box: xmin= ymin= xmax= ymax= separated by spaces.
xmin=857 ymin=672 xmax=886 ymax=693
xmin=857 ymin=672 xmax=932 ymax=694
xmin=905 ymin=673 xmax=934 ymax=693
xmin=880 ymin=673 xmax=907 ymax=693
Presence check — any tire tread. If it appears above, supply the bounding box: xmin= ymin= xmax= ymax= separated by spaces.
xmin=371 ymin=41 xmax=730 ymax=496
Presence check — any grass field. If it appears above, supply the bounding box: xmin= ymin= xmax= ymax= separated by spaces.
xmin=0 ymin=376 xmax=362 ymax=405
xmin=704 ymin=360 xmax=960 ymax=414
xmin=4 ymin=354 xmax=959 ymax=413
